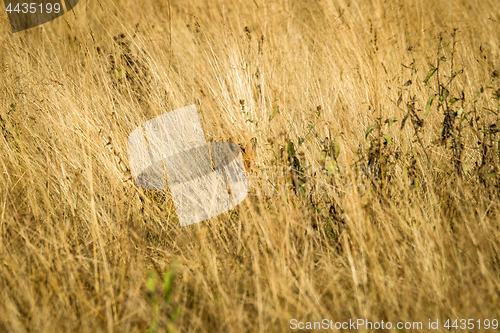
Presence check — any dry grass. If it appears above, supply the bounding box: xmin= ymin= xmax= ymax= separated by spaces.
xmin=1 ymin=0 xmax=500 ymax=331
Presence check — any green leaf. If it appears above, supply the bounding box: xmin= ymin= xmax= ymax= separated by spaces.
xmin=462 ymin=163 xmax=468 ymax=176
xmin=365 ymin=125 xmax=376 ymax=139
xmin=461 ymin=111 xmax=470 ymax=122
xmin=170 ymin=307 xmax=182 ymax=322
xmin=385 ymin=118 xmax=398 ymax=127
xmin=325 ymin=158 xmax=338 ymax=176
xmin=146 ymin=271 xmax=156 ymax=292
xmin=382 ymin=134 xmax=392 ymax=145
xmin=147 ymin=321 xmax=159 ymax=333
xmin=269 ymin=105 xmax=279 ymax=121
xmin=319 ymin=149 xmax=328 ymax=163
xmin=438 ymin=95 xmax=445 ymax=106
xmin=167 ymin=324 xmax=178 ymax=333
xmin=332 ymin=141 xmax=340 ymax=160
xmin=163 ymin=261 xmax=178 ymax=304
xmin=425 ymin=94 xmax=436 ymax=116
xmin=286 ymin=139 xmax=296 ymax=157
xmin=449 ymin=97 xmax=458 ymax=105
xmin=424 ymin=68 xmax=437 ymax=86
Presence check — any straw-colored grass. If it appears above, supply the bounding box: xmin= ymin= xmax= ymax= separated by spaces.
xmin=1 ymin=0 xmax=500 ymax=331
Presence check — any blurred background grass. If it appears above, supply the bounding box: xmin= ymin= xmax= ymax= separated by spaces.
xmin=0 ymin=0 xmax=500 ymax=331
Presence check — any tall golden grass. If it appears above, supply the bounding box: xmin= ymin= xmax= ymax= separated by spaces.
xmin=1 ymin=0 xmax=500 ymax=331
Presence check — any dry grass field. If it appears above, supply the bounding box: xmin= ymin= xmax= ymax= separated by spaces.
xmin=1 ymin=0 xmax=500 ymax=331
